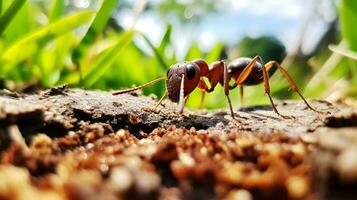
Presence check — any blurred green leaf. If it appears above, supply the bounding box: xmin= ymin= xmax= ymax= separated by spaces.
xmin=238 ymin=36 xmax=286 ymax=63
xmin=340 ymin=0 xmax=357 ymax=51
xmin=348 ymin=59 xmax=357 ymax=86
xmin=205 ymin=42 xmax=223 ymax=63
xmin=185 ymin=43 xmax=203 ymax=61
xmin=1 ymin=10 xmax=95 ymax=71
xmin=158 ymin=24 xmax=172 ymax=58
xmin=340 ymin=0 xmax=357 ymax=94
xmin=82 ymin=0 xmax=118 ymax=45
xmin=0 ymin=0 xmax=26 ymax=36
xmin=72 ymin=0 xmax=119 ymax=85
xmin=2 ymin=1 xmax=33 ymax=45
xmin=49 ymin=0 xmax=64 ymax=22
xmin=82 ymin=30 xmax=134 ymax=87
xmin=141 ymin=33 xmax=168 ymax=70
xmin=159 ymin=25 xmax=177 ymax=66
xmin=38 ymin=33 xmax=74 ymax=86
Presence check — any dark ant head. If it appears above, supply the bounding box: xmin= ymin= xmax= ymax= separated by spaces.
xmin=166 ymin=62 xmax=201 ymax=102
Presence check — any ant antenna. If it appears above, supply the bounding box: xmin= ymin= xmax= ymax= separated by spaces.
xmin=112 ymin=77 xmax=166 ymax=95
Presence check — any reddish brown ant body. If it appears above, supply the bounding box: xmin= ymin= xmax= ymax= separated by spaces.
xmin=112 ymin=56 xmax=319 ymax=119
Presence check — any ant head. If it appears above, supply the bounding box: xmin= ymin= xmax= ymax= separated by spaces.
xmin=166 ymin=62 xmax=201 ymax=102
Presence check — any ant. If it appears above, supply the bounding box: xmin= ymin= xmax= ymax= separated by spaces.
xmin=112 ymin=56 xmax=320 ymax=119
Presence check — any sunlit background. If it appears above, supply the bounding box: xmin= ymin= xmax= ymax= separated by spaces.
xmin=0 ymin=0 xmax=356 ymax=109
xmin=121 ymin=0 xmax=336 ymax=55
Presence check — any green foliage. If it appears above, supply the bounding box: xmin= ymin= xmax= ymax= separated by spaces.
xmin=340 ymin=0 xmax=357 ymax=51
xmin=234 ymin=36 xmax=293 ymax=103
xmin=0 ymin=0 xmax=26 ymax=35
xmin=157 ymin=0 xmax=216 ymax=23
xmin=141 ymin=33 xmax=168 ymax=70
xmin=49 ymin=0 xmax=64 ymax=22
xmin=1 ymin=11 xmax=94 ymax=66
xmin=82 ymin=30 xmax=134 ymax=87
xmin=238 ymin=36 xmax=286 ymax=63
xmin=301 ymin=8 xmax=357 ymax=100
xmin=341 ymin=0 xmax=357 ymax=91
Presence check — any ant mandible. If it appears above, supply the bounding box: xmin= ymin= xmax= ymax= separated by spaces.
xmin=112 ymin=56 xmax=319 ymax=119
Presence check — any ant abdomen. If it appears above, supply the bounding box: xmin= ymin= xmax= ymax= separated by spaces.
xmin=228 ymin=57 xmax=264 ymax=86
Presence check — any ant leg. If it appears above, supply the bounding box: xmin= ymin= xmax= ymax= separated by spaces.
xmin=261 ymin=58 xmax=291 ymax=119
xmin=240 ymin=86 xmax=244 ymax=106
xmin=227 ymin=82 xmax=243 ymax=106
xmin=228 ymin=83 xmax=244 ymax=107
xmin=184 ymin=95 xmax=189 ymax=104
xmin=197 ymin=78 xmax=219 ymax=109
xmin=236 ymin=56 xmax=259 ymax=84
xmin=199 ymin=61 xmax=236 ymax=118
xmin=198 ymin=79 xmax=209 ymax=108
xmin=199 ymin=91 xmax=205 ymax=109
xmin=223 ymin=61 xmax=235 ymax=118
xmin=265 ymin=61 xmax=322 ymax=113
xmin=205 ymin=61 xmax=225 ymax=91
xmin=152 ymin=91 xmax=167 ymax=112
xmin=235 ymin=56 xmax=290 ymax=118
xmin=226 ymin=94 xmax=235 ymax=118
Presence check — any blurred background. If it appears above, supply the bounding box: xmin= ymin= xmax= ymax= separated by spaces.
xmin=0 ymin=0 xmax=356 ymax=109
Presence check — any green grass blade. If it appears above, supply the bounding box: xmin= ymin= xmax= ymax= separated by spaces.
xmin=205 ymin=42 xmax=223 ymax=63
xmin=185 ymin=43 xmax=203 ymax=61
xmin=73 ymin=0 xmax=119 ymax=85
xmin=0 ymin=0 xmax=26 ymax=36
xmin=158 ymin=24 xmax=172 ymax=57
xmin=81 ymin=30 xmax=135 ymax=87
xmin=140 ymin=33 xmax=168 ymax=70
xmin=1 ymin=11 xmax=95 ymax=65
xmin=82 ymin=0 xmax=119 ymax=44
xmin=340 ymin=0 xmax=357 ymax=51
xmin=49 ymin=0 xmax=64 ymax=22
xmin=1 ymin=0 xmax=32 ymax=45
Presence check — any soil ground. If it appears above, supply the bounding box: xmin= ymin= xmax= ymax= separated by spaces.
xmin=0 ymin=87 xmax=356 ymax=200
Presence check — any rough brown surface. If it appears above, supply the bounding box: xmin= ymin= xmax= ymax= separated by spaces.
xmin=0 ymin=87 xmax=356 ymax=200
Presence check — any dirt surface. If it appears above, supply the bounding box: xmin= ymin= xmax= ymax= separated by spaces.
xmin=0 ymin=87 xmax=356 ymax=200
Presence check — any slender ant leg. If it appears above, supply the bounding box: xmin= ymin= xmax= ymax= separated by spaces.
xmin=223 ymin=60 xmax=235 ymax=118
xmin=265 ymin=61 xmax=322 ymax=113
xmin=152 ymin=91 xmax=167 ymax=112
xmin=261 ymin=58 xmax=292 ymax=119
xmin=235 ymin=56 xmax=291 ymax=119
xmin=236 ymin=56 xmax=259 ymax=85
xmin=240 ymin=86 xmax=244 ymax=106
xmin=184 ymin=96 xmax=189 ymax=104
xmin=196 ymin=61 xmax=236 ymax=119
xmin=199 ymin=91 xmax=205 ymax=109
xmin=198 ymin=79 xmax=209 ymax=109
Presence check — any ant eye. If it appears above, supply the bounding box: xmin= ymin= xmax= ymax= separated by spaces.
xmin=185 ymin=63 xmax=196 ymax=80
